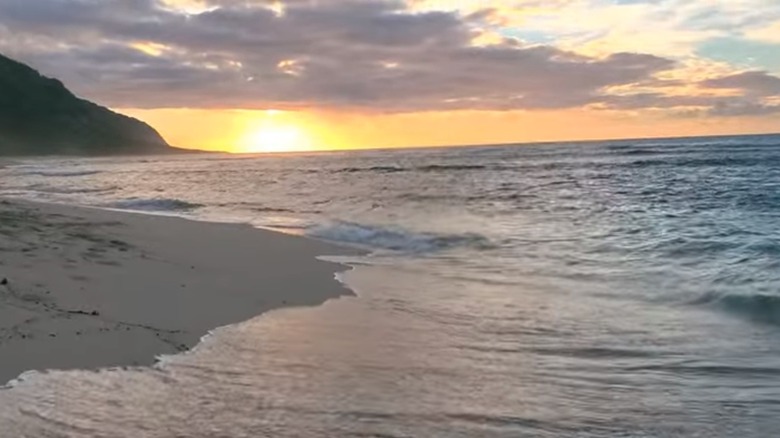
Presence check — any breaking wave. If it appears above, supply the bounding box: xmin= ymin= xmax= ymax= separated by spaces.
xmin=306 ymin=221 xmax=494 ymax=253
xmin=692 ymin=292 xmax=780 ymax=326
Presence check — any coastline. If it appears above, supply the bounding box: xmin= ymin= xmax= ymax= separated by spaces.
xmin=0 ymin=198 xmax=359 ymax=385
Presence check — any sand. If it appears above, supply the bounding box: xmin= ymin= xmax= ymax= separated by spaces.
xmin=0 ymin=199 xmax=357 ymax=385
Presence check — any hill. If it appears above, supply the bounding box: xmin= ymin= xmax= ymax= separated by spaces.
xmin=0 ymin=53 xmax=172 ymax=155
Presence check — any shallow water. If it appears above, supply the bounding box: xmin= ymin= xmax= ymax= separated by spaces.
xmin=1 ymin=134 xmax=780 ymax=436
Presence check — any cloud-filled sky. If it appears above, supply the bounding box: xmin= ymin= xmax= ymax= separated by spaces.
xmin=1 ymin=0 xmax=778 ymax=150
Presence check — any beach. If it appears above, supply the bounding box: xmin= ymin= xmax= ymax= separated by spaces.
xmin=0 ymin=198 xmax=356 ymax=385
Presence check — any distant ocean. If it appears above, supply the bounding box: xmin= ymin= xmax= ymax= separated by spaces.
xmin=2 ymin=134 xmax=780 ymax=437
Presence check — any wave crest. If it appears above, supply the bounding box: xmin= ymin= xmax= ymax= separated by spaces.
xmin=306 ymin=221 xmax=493 ymax=253
xmin=332 ymin=164 xmax=496 ymax=174
xmin=692 ymin=292 xmax=780 ymax=325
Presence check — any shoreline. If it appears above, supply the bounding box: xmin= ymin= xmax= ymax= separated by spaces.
xmin=0 ymin=198 xmax=361 ymax=385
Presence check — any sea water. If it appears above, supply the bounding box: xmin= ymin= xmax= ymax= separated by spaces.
xmin=1 ymin=134 xmax=780 ymax=436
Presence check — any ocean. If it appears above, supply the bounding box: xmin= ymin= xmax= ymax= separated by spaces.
xmin=1 ymin=134 xmax=780 ymax=437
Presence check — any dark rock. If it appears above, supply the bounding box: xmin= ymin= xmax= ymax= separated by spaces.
xmin=0 ymin=53 xmax=177 ymax=156
xmin=0 ymin=278 xmax=7 ymax=285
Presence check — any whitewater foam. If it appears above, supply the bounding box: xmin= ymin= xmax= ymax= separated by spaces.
xmin=306 ymin=221 xmax=493 ymax=254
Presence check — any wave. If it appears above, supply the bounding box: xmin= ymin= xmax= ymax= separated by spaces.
xmin=107 ymin=198 xmax=202 ymax=212
xmin=17 ymin=183 xmax=117 ymax=195
xmin=332 ymin=164 xmax=499 ymax=174
xmin=334 ymin=166 xmax=405 ymax=174
xmin=416 ymin=164 xmax=490 ymax=172
xmin=252 ymin=206 xmax=298 ymax=213
xmin=617 ymin=148 xmax=660 ymax=156
xmin=627 ymin=156 xmax=773 ymax=169
xmin=398 ymin=191 xmax=535 ymax=204
xmin=623 ymin=362 xmax=780 ymax=378
xmin=692 ymin=292 xmax=780 ymax=326
xmin=306 ymin=221 xmax=493 ymax=253
xmin=215 ymin=202 xmax=321 ymax=215
xmin=21 ymin=170 xmax=102 ymax=177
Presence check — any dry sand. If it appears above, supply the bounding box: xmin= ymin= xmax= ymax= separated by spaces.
xmin=0 ymin=199 xmax=357 ymax=385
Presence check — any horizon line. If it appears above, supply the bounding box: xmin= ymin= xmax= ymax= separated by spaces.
xmin=185 ymin=131 xmax=780 ymax=155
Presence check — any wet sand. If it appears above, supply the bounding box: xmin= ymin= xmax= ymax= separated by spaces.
xmin=0 ymin=199 xmax=356 ymax=385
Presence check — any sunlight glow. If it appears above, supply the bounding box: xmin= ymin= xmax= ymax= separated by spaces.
xmin=268 ymin=0 xmax=286 ymax=17
xmin=118 ymin=106 xmax=780 ymax=154
xmin=240 ymin=116 xmax=314 ymax=153
xmin=130 ymin=41 xmax=170 ymax=57
xmin=277 ymin=59 xmax=304 ymax=76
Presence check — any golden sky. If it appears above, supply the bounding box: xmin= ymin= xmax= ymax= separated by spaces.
xmin=2 ymin=0 xmax=779 ymax=152
xmin=120 ymin=107 xmax=780 ymax=153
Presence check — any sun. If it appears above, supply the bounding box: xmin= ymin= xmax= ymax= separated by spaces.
xmin=238 ymin=111 xmax=316 ymax=153
xmin=242 ymin=125 xmax=305 ymax=153
xmin=242 ymin=124 xmax=313 ymax=153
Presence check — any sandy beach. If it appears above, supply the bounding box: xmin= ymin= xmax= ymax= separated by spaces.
xmin=0 ymin=198 xmax=356 ymax=385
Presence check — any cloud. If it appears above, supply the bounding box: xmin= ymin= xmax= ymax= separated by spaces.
xmin=597 ymin=69 xmax=780 ymax=116
xmin=0 ymin=0 xmax=775 ymax=117
xmin=701 ymin=71 xmax=780 ymax=96
xmin=707 ymin=101 xmax=780 ymax=116
xmin=600 ymin=92 xmax=780 ymax=117
xmin=475 ymin=0 xmax=770 ymax=57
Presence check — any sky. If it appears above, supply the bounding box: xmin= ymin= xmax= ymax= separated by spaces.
xmin=0 ymin=0 xmax=778 ymax=152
